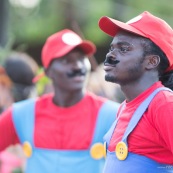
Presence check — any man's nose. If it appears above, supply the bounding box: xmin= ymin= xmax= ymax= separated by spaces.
xmin=104 ymin=53 xmax=120 ymax=66
xmin=72 ymin=60 xmax=83 ymax=69
xmin=104 ymin=53 xmax=116 ymax=63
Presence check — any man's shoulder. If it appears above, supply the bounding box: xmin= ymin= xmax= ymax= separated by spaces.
xmin=151 ymin=88 xmax=173 ymax=107
xmin=85 ymin=91 xmax=120 ymax=108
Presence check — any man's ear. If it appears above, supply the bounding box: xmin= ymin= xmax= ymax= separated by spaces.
xmin=145 ymin=55 xmax=160 ymax=70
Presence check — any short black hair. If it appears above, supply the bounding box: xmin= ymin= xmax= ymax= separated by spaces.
xmin=140 ymin=38 xmax=169 ymax=76
xmin=140 ymin=38 xmax=173 ymax=89
xmin=4 ymin=52 xmax=38 ymax=85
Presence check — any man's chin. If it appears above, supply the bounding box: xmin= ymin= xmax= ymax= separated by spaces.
xmin=105 ymin=76 xmax=116 ymax=83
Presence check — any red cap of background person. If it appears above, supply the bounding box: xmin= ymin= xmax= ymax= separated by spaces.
xmin=41 ymin=29 xmax=96 ymax=68
xmin=98 ymin=11 xmax=173 ymax=72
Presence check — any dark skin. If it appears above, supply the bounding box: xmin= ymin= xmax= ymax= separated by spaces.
xmin=45 ymin=48 xmax=91 ymax=107
xmin=104 ymin=30 xmax=160 ymax=102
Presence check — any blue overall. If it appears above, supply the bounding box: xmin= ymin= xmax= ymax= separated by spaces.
xmin=103 ymin=87 xmax=173 ymax=173
xmin=12 ymin=99 xmax=119 ymax=173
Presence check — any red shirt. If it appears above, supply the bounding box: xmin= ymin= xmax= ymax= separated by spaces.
xmin=109 ymin=82 xmax=173 ymax=164
xmin=0 ymin=92 xmax=108 ymax=150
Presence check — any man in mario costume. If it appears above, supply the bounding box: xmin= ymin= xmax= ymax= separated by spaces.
xmin=0 ymin=29 xmax=120 ymax=173
xmin=98 ymin=11 xmax=173 ymax=173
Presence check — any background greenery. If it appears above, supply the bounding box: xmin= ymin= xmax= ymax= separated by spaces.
xmin=0 ymin=0 xmax=173 ymax=66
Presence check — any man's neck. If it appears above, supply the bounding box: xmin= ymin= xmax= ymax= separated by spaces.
xmin=53 ymin=89 xmax=85 ymax=107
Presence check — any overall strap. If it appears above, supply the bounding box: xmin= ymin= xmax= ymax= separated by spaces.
xmin=122 ymin=87 xmax=172 ymax=145
xmin=91 ymin=100 xmax=119 ymax=145
xmin=12 ymin=99 xmax=36 ymax=146
xmin=103 ymin=103 xmax=125 ymax=144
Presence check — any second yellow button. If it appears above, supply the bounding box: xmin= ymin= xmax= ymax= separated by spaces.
xmin=115 ymin=141 xmax=128 ymax=160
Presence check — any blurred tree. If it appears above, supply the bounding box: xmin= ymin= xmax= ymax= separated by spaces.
xmin=4 ymin=0 xmax=173 ymax=65
xmin=0 ymin=0 xmax=9 ymax=48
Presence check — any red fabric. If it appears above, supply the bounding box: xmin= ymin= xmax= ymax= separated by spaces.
xmin=34 ymin=92 xmax=105 ymax=149
xmin=108 ymin=82 xmax=173 ymax=164
xmin=0 ymin=92 xmax=106 ymax=151
xmin=0 ymin=108 xmax=19 ymax=151
xmin=41 ymin=29 xmax=96 ymax=68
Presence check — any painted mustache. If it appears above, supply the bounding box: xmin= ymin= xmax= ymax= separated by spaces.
xmin=104 ymin=56 xmax=120 ymax=67
xmin=67 ymin=69 xmax=86 ymax=78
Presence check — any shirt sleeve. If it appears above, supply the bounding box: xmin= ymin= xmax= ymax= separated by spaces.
xmin=0 ymin=107 xmax=19 ymax=151
xmin=154 ymin=102 xmax=173 ymax=154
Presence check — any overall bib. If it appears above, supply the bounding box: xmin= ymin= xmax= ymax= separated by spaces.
xmin=103 ymin=87 xmax=173 ymax=173
xmin=12 ymin=99 xmax=117 ymax=173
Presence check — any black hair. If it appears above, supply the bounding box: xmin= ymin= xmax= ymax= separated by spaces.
xmin=4 ymin=54 xmax=36 ymax=85
xmin=3 ymin=52 xmax=38 ymax=102
xmin=141 ymin=38 xmax=173 ymax=90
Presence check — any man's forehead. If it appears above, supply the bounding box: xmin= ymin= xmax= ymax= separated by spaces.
xmin=112 ymin=31 xmax=143 ymax=45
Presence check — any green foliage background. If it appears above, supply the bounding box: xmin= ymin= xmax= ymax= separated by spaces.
xmin=1 ymin=0 xmax=173 ymax=94
xmin=8 ymin=0 xmax=173 ymax=47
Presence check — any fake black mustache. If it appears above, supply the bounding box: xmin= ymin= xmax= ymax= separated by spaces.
xmin=104 ymin=56 xmax=120 ymax=67
xmin=67 ymin=69 xmax=86 ymax=78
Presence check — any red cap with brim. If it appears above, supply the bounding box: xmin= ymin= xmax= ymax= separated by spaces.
xmin=42 ymin=29 xmax=96 ymax=68
xmin=98 ymin=11 xmax=173 ymax=72
xmin=99 ymin=16 xmax=146 ymax=37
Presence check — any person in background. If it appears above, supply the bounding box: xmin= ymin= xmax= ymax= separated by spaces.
xmin=0 ymin=66 xmax=13 ymax=114
xmin=0 ymin=51 xmax=39 ymax=173
xmin=0 ymin=29 xmax=119 ymax=173
xmin=0 ymin=52 xmax=39 ymax=113
xmin=98 ymin=11 xmax=173 ymax=172
xmin=4 ymin=52 xmax=39 ymax=102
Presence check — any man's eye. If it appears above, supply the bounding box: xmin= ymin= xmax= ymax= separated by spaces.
xmin=120 ymin=46 xmax=129 ymax=53
xmin=60 ymin=59 xmax=68 ymax=64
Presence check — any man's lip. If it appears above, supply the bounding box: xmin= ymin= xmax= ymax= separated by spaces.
xmin=71 ymin=75 xmax=85 ymax=82
xmin=104 ymin=65 xmax=115 ymax=71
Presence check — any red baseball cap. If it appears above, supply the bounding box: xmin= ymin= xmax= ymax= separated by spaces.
xmin=98 ymin=11 xmax=173 ymax=72
xmin=41 ymin=29 xmax=96 ymax=68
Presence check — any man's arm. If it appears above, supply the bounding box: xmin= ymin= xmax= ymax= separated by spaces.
xmin=0 ymin=108 xmax=19 ymax=151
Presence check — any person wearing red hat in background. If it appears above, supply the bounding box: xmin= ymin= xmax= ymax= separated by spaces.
xmin=0 ymin=29 xmax=120 ymax=173
xmin=98 ymin=11 xmax=173 ymax=173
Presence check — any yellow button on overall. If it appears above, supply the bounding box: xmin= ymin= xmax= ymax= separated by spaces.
xmin=90 ymin=143 xmax=104 ymax=160
xmin=23 ymin=141 xmax=32 ymax=158
xmin=115 ymin=141 xmax=128 ymax=160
